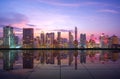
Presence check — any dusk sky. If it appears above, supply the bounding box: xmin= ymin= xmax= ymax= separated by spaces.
xmin=0 ymin=0 xmax=120 ymax=39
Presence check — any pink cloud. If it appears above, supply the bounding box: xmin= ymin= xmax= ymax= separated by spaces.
xmin=97 ymin=9 xmax=119 ymax=14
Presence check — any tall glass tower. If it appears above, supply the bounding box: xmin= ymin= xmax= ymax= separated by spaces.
xmin=3 ymin=26 xmax=15 ymax=48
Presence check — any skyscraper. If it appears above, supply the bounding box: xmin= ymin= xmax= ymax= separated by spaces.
xmin=57 ymin=32 xmax=61 ymax=44
xmin=74 ymin=27 xmax=78 ymax=47
xmin=75 ymin=27 xmax=77 ymax=41
xmin=51 ymin=32 xmax=55 ymax=46
xmin=40 ymin=32 xmax=45 ymax=47
xmin=14 ymin=36 xmax=19 ymax=45
xmin=80 ymin=33 xmax=86 ymax=48
xmin=3 ymin=26 xmax=15 ymax=48
xmin=23 ymin=28 xmax=34 ymax=48
xmin=111 ymin=35 xmax=119 ymax=48
xmin=99 ymin=33 xmax=105 ymax=48
xmin=69 ymin=31 xmax=74 ymax=48
xmin=46 ymin=32 xmax=55 ymax=47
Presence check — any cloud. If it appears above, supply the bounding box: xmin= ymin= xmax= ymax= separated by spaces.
xmin=52 ymin=29 xmax=73 ymax=32
xmin=27 ymin=24 xmax=37 ymax=27
xmin=0 ymin=12 xmax=30 ymax=29
xmin=0 ymin=12 xmax=28 ymax=25
xmin=35 ymin=0 xmax=111 ymax=7
xmin=13 ymin=27 xmax=22 ymax=32
xmin=97 ymin=9 xmax=119 ymax=14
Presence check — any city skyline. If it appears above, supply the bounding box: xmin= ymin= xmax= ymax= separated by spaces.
xmin=0 ymin=0 xmax=120 ymax=38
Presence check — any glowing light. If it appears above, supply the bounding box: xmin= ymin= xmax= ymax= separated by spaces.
xmin=16 ymin=46 xmax=21 ymax=48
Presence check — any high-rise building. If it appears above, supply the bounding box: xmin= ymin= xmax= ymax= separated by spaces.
xmin=14 ymin=36 xmax=19 ymax=45
xmin=69 ymin=31 xmax=73 ymax=43
xmin=23 ymin=28 xmax=34 ymax=48
xmin=46 ymin=32 xmax=55 ymax=47
xmin=75 ymin=27 xmax=77 ymax=41
xmin=57 ymin=32 xmax=61 ymax=44
xmin=111 ymin=35 xmax=119 ymax=48
xmin=3 ymin=26 xmax=15 ymax=48
xmin=40 ymin=32 xmax=45 ymax=46
xmin=99 ymin=33 xmax=105 ymax=48
xmin=51 ymin=32 xmax=55 ymax=46
xmin=74 ymin=27 xmax=78 ymax=47
xmin=69 ymin=31 xmax=74 ymax=48
xmin=80 ymin=33 xmax=86 ymax=48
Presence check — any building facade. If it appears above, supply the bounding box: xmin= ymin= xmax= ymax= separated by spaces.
xmin=23 ymin=28 xmax=34 ymax=48
xmin=3 ymin=26 xmax=15 ymax=48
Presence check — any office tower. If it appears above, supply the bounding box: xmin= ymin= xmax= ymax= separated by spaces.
xmin=111 ymin=35 xmax=119 ymax=48
xmin=51 ymin=32 xmax=55 ymax=47
xmin=23 ymin=28 xmax=34 ymax=48
xmin=57 ymin=32 xmax=61 ymax=44
xmin=99 ymin=33 xmax=105 ymax=48
xmin=69 ymin=31 xmax=74 ymax=48
xmin=74 ymin=27 xmax=78 ymax=47
xmin=69 ymin=31 xmax=72 ymax=43
xmin=23 ymin=28 xmax=34 ymax=68
xmin=3 ymin=26 xmax=15 ymax=48
xmin=57 ymin=32 xmax=61 ymax=48
xmin=75 ymin=27 xmax=77 ymax=41
xmin=46 ymin=33 xmax=50 ymax=47
xmin=14 ymin=36 xmax=19 ymax=45
xmin=40 ymin=32 xmax=45 ymax=46
xmin=69 ymin=31 xmax=73 ymax=41
xmin=34 ymin=38 xmax=40 ymax=48
xmin=46 ymin=33 xmax=54 ymax=47
xmin=60 ymin=38 xmax=68 ymax=48
xmin=80 ymin=33 xmax=86 ymax=48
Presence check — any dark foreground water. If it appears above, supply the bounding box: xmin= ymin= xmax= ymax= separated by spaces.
xmin=0 ymin=50 xmax=120 ymax=79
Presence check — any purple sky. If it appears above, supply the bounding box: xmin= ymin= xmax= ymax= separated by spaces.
xmin=0 ymin=0 xmax=120 ymax=39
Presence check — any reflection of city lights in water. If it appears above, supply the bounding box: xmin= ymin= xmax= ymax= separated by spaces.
xmin=16 ymin=46 xmax=21 ymax=48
